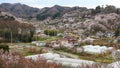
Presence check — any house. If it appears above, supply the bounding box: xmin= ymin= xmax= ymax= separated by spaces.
xmin=52 ymin=43 xmax=61 ymax=49
xmin=37 ymin=33 xmax=48 ymax=38
xmin=57 ymin=33 xmax=64 ymax=37
xmin=104 ymin=32 xmax=115 ymax=37
xmin=35 ymin=29 xmax=44 ymax=34
xmin=0 ymin=37 xmax=4 ymax=42
xmin=113 ymin=36 xmax=120 ymax=43
xmin=58 ymin=39 xmax=74 ymax=49
xmin=32 ymin=41 xmax=46 ymax=47
xmin=73 ymin=42 xmax=79 ymax=47
xmin=76 ymin=47 xmax=84 ymax=54
xmin=83 ymin=37 xmax=95 ymax=44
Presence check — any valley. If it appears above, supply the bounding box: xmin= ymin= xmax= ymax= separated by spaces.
xmin=0 ymin=3 xmax=120 ymax=68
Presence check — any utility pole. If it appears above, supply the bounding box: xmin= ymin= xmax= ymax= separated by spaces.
xmin=11 ymin=32 xmax=12 ymax=45
xmin=53 ymin=30 xmax=55 ymax=36
xmin=36 ymin=33 xmax=37 ymax=41
xmin=48 ymin=29 xmax=49 ymax=37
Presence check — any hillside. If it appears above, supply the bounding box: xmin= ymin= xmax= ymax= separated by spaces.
xmin=0 ymin=2 xmax=120 ymax=68
xmin=0 ymin=3 xmax=87 ymax=20
xmin=1 ymin=3 xmax=120 ymax=35
xmin=36 ymin=5 xmax=87 ymax=20
xmin=0 ymin=3 xmax=40 ymax=19
xmin=0 ymin=11 xmax=35 ymax=42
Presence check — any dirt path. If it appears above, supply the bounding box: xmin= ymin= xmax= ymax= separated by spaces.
xmin=55 ymin=51 xmax=79 ymax=59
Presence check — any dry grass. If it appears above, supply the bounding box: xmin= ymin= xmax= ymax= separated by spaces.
xmin=0 ymin=50 xmax=61 ymax=68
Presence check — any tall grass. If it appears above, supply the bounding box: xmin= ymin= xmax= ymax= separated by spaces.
xmin=0 ymin=50 xmax=61 ymax=68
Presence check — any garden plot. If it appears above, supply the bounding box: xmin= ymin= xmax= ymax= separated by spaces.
xmin=26 ymin=53 xmax=95 ymax=68
xmin=26 ymin=53 xmax=61 ymax=60
xmin=53 ymin=58 xmax=94 ymax=68
xmin=107 ymin=61 xmax=120 ymax=68
xmin=83 ymin=45 xmax=114 ymax=54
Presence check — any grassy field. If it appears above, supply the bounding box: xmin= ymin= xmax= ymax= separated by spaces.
xmin=78 ymin=52 xmax=113 ymax=63
xmin=39 ymin=36 xmax=62 ymax=42
xmin=55 ymin=49 xmax=113 ymax=64
xmin=9 ymin=43 xmax=42 ymax=56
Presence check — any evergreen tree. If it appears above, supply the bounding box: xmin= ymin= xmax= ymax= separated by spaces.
xmin=95 ymin=6 xmax=101 ymax=13
xmin=115 ymin=27 xmax=120 ymax=37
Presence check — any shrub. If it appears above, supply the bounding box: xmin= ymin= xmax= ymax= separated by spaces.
xmin=27 ymin=47 xmax=42 ymax=54
xmin=44 ymin=30 xmax=57 ymax=36
xmin=0 ymin=45 xmax=9 ymax=52
xmin=0 ymin=50 xmax=61 ymax=68
xmin=115 ymin=27 xmax=120 ymax=37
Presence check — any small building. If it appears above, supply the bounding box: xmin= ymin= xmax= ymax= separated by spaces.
xmin=32 ymin=41 xmax=46 ymax=47
xmin=76 ymin=47 xmax=84 ymax=54
xmin=104 ymin=32 xmax=115 ymax=37
xmin=83 ymin=37 xmax=95 ymax=44
xmin=73 ymin=42 xmax=79 ymax=47
xmin=114 ymin=36 xmax=120 ymax=43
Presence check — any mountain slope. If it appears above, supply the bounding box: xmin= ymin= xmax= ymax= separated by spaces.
xmin=0 ymin=3 xmax=40 ymax=19
xmin=36 ymin=5 xmax=87 ymax=20
xmin=0 ymin=3 xmax=88 ymax=20
xmin=85 ymin=13 xmax=120 ymax=34
xmin=0 ymin=11 xmax=35 ymax=42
